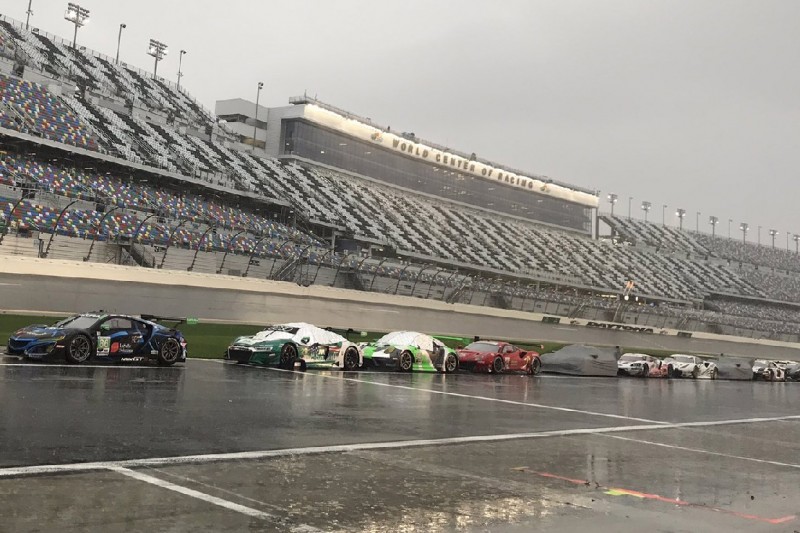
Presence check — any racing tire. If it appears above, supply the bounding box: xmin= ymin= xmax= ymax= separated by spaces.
xmin=342 ymin=347 xmax=360 ymax=371
xmin=529 ymin=358 xmax=542 ymax=376
xmin=490 ymin=356 xmax=504 ymax=374
xmin=443 ymin=353 xmax=458 ymax=373
xmin=157 ymin=338 xmax=182 ymax=367
xmin=398 ymin=351 xmax=414 ymax=372
xmin=767 ymin=369 xmax=775 ymax=382
xmin=65 ymin=334 xmax=92 ymax=364
xmin=672 ymin=367 xmax=683 ymax=378
xmin=280 ymin=344 xmax=297 ymax=370
xmin=710 ymin=368 xmax=718 ymax=380
xmin=298 ymin=359 xmax=307 ymax=372
xmin=691 ymin=367 xmax=700 ymax=379
xmin=666 ymin=365 xmax=673 ymax=379
xmin=642 ymin=365 xmax=649 ymax=378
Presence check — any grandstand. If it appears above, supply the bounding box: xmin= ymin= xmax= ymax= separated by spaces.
xmin=1 ymin=10 xmax=800 ymax=343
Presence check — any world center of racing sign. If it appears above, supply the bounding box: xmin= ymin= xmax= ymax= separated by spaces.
xmin=301 ymin=103 xmax=599 ymax=209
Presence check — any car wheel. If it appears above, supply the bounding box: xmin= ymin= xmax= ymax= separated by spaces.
xmin=398 ymin=351 xmax=414 ymax=372
xmin=711 ymin=368 xmax=718 ymax=380
xmin=280 ymin=344 xmax=297 ymax=370
xmin=691 ymin=367 xmax=700 ymax=379
xmin=157 ymin=338 xmax=181 ymax=366
xmin=298 ymin=359 xmax=307 ymax=372
xmin=672 ymin=367 xmax=682 ymax=378
xmin=529 ymin=358 xmax=542 ymax=376
xmin=65 ymin=334 xmax=92 ymax=364
xmin=443 ymin=353 xmax=458 ymax=373
xmin=642 ymin=365 xmax=649 ymax=378
xmin=491 ymin=356 xmax=504 ymax=374
xmin=343 ymin=347 xmax=360 ymax=371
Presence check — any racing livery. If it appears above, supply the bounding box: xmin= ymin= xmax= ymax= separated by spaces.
xmin=663 ymin=354 xmax=719 ymax=379
xmin=617 ymin=353 xmax=670 ymax=378
xmin=457 ymin=340 xmax=541 ymax=375
xmin=752 ymin=360 xmax=800 ymax=381
xmin=226 ymin=323 xmax=361 ymax=370
xmin=5 ymin=313 xmax=187 ymax=366
xmin=360 ymin=331 xmax=458 ymax=373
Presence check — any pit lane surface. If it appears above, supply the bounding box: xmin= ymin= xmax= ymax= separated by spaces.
xmin=1 ymin=358 xmax=799 ymax=532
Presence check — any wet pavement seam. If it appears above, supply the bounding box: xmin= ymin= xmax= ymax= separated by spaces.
xmin=597 ymin=434 xmax=800 ymax=469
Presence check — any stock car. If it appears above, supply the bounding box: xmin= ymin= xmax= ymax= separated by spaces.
xmin=5 ymin=312 xmax=187 ymax=366
xmin=456 ymin=340 xmax=541 ymax=375
xmin=752 ymin=360 xmax=800 ymax=382
xmin=360 ymin=331 xmax=459 ymax=373
xmin=225 ymin=323 xmax=362 ymax=370
xmin=663 ymin=354 xmax=719 ymax=379
xmin=617 ymin=353 xmax=670 ymax=378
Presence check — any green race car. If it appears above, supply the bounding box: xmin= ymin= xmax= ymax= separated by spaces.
xmin=226 ymin=323 xmax=362 ymax=370
xmin=360 ymin=331 xmax=459 ymax=373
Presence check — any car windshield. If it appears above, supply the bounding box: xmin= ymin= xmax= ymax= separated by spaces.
xmin=464 ymin=342 xmax=501 ymax=352
xmin=253 ymin=327 xmax=299 ymax=340
xmin=53 ymin=315 xmax=101 ymax=330
xmin=620 ymin=354 xmax=645 ymax=362
xmin=672 ymin=355 xmax=695 ymax=363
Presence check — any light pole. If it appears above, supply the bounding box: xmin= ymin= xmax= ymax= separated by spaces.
xmin=769 ymin=229 xmax=778 ymax=249
xmin=64 ymin=3 xmax=90 ymax=49
xmin=177 ymin=49 xmax=186 ymax=89
xmin=115 ymin=23 xmax=126 ymax=64
xmin=728 ymin=219 xmax=732 ymax=238
xmin=252 ymin=81 xmax=263 ymax=153
xmin=662 ymin=204 xmax=667 ymax=226
xmin=676 ymin=208 xmax=686 ymax=231
xmin=740 ymin=223 xmax=749 ymax=244
xmin=627 ymin=196 xmax=633 ymax=219
xmin=25 ymin=0 xmax=33 ymax=29
xmin=794 ymin=234 xmax=799 ymax=254
xmin=147 ymin=39 xmax=168 ymax=79
xmin=709 ymin=216 xmax=718 ymax=237
xmin=696 ymin=212 xmax=700 ymax=232
xmin=757 ymin=225 xmax=762 ymax=245
xmin=787 ymin=232 xmax=790 ymax=251
xmin=641 ymin=201 xmax=651 ymax=222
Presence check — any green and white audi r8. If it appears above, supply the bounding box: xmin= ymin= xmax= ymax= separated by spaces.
xmin=360 ymin=331 xmax=459 ymax=373
xmin=226 ymin=323 xmax=362 ymax=371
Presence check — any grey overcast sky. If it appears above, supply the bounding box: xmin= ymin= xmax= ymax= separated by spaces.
xmin=13 ymin=1 xmax=800 ymax=241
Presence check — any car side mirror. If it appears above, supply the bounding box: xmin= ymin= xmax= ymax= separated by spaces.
xmin=301 ymin=337 xmax=310 ymax=345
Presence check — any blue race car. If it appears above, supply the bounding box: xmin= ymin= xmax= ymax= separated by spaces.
xmin=5 ymin=312 xmax=187 ymax=365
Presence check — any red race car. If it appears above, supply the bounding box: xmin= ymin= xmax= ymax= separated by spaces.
xmin=456 ymin=340 xmax=541 ymax=375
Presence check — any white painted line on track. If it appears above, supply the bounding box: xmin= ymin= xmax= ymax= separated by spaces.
xmin=3 ymin=415 xmax=800 ymax=479
xmin=107 ymin=466 xmax=298 ymax=526
xmin=262 ymin=366 xmax=669 ymax=425
xmin=599 ymin=434 xmax=800 ymax=469
xmin=0 ymin=361 xmax=183 ymax=369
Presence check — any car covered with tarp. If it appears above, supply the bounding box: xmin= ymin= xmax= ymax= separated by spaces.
xmin=226 ymin=323 xmax=361 ymax=370
xmin=540 ymin=345 xmax=620 ymax=376
xmin=360 ymin=331 xmax=459 ymax=373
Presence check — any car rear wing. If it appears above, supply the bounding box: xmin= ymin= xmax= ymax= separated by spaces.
xmin=140 ymin=314 xmax=198 ymax=326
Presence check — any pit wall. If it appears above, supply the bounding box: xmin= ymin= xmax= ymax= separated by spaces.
xmin=1 ymin=256 xmax=798 ymax=358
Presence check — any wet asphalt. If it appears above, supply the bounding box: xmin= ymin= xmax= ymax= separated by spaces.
xmin=1 ymin=357 xmax=799 ymax=532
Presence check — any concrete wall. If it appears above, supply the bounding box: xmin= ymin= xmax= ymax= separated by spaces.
xmin=1 ymin=255 xmax=799 ymax=359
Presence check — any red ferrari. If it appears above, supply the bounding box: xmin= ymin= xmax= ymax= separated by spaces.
xmin=456 ymin=340 xmax=541 ymax=375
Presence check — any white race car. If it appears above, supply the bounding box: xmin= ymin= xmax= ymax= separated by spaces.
xmin=752 ymin=360 xmax=799 ymax=382
xmin=617 ymin=353 xmax=669 ymax=378
xmin=663 ymin=354 xmax=718 ymax=379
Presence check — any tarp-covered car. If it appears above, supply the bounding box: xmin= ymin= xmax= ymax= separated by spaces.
xmin=226 ymin=323 xmax=361 ymax=370
xmin=540 ymin=345 xmax=620 ymax=377
xmin=360 ymin=331 xmax=458 ymax=373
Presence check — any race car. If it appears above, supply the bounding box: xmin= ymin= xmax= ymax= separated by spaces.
xmin=752 ymin=360 xmax=800 ymax=381
xmin=225 ymin=323 xmax=361 ymax=370
xmin=360 ymin=331 xmax=459 ymax=373
xmin=662 ymin=354 xmax=718 ymax=379
xmin=5 ymin=312 xmax=187 ymax=366
xmin=456 ymin=340 xmax=541 ymax=375
xmin=617 ymin=353 xmax=670 ymax=378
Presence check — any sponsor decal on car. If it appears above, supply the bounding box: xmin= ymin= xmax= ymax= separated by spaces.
xmin=97 ymin=336 xmax=111 ymax=356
